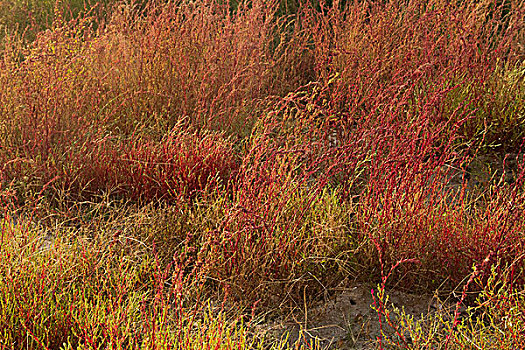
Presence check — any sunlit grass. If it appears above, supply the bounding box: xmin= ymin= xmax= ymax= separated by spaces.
xmin=0 ymin=0 xmax=524 ymax=348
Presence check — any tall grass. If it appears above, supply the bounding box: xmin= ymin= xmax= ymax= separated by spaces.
xmin=0 ymin=0 xmax=524 ymax=348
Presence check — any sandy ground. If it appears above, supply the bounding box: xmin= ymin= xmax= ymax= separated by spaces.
xmin=253 ymin=282 xmax=464 ymax=349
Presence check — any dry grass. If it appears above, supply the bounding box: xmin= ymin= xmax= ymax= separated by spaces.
xmin=0 ymin=0 xmax=524 ymax=348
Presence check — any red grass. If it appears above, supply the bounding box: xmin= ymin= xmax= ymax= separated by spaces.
xmin=0 ymin=0 xmax=524 ymax=346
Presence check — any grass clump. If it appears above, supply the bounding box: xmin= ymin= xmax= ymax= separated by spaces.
xmin=0 ymin=214 xmax=291 ymax=349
